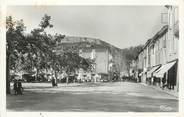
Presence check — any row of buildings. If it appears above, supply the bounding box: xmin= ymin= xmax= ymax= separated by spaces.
xmin=135 ymin=6 xmax=179 ymax=92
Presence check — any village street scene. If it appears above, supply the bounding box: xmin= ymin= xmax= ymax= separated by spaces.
xmin=6 ymin=6 xmax=179 ymax=112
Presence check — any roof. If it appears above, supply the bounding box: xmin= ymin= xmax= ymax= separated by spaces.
xmin=137 ymin=25 xmax=168 ymax=58
xmin=142 ymin=25 xmax=168 ymax=49
xmin=143 ymin=39 xmax=152 ymax=49
xmin=150 ymin=25 xmax=168 ymax=44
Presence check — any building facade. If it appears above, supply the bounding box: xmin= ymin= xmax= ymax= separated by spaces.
xmin=137 ymin=6 xmax=179 ymax=92
xmin=55 ymin=36 xmax=123 ymax=82
xmin=79 ymin=47 xmax=110 ymax=74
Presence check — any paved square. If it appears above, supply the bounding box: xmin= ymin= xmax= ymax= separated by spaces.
xmin=7 ymin=82 xmax=178 ymax=112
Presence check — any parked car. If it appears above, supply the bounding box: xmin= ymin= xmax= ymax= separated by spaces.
xmin=98 ymin=73 xmax=109 ymax=82
xmin=22 ymin=73 xmax=36 ymax=82
xmin=37 ymin=73 xmax=48 ymax=82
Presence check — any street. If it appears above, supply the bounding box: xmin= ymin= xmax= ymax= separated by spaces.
xmin=7 ymin=82 xmax=178 ymax=112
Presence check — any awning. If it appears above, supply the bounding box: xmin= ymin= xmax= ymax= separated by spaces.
xmin=154 ymin=61 xmax=176 ymax=78
xmin=139 ymin=70 xmax=147 ymax=76
xmin=147 ymin=65 xmax=160 ymax=78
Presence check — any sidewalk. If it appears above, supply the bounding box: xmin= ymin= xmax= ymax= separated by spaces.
xmin=140 ymin=83 xmax=178 ymax=98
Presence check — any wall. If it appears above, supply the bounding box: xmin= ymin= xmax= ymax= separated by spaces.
xmin=149 ymin=44 xmax=155 ymax=67
xmin=95 ymin=48 xmax=109 ymax=74
xmin=79 ymin=47 xmax=109 ymax=74
xmin=138 ymin=51 xmax=144 ymax=71
xmin=167 ymin=6 xmax=179 ymax=62
xmin=154 ymin=33 xmax=168 ymax=66
xmin=79 ymin=49 xmax=92 ymax=59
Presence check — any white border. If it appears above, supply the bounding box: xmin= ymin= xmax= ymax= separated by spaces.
xmin=6 ymin=0 xmax=179 ymax=6
xmin=1 ymin=0 xmax=184 ymax=117
xmin=0 ymin=0 xmax=7 ymax=117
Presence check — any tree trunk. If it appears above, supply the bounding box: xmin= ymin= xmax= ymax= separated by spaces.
xmin=36 ymin=68 xmax=39 ymax=81
xmin=6 ymin=53 xmax=11 ymax=94
xmin=54 ymin=70 xmax=57 ymax=84
xmin=66 ymin=76 xmax=69 ymax=84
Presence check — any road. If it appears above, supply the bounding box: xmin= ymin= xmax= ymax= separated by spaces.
xmin=7 ymin=82 xmax=178 ymax=112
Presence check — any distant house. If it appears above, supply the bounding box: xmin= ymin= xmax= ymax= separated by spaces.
xmin=79 ymin=46 xmax=111 ymax=74
xmin=55 ymin=36 xmax=123 ymax=82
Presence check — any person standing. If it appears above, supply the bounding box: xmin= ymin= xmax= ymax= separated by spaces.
xmin=52 ymin=77 xmax=55 ymax=87
xmin=170 ymin=75 xmax=175 ymax=90
xmin=162 ymin=76 xmax=167 ymax=90
xmin=17 ymin=79 xmax=23 ymax=95
xmin=13 ymin=79 xmax=18 ymax=95
xmin=151 ymin=77 xmax=154 ymax=85
xmin=54 ymin=78 xmax=58 ymax=86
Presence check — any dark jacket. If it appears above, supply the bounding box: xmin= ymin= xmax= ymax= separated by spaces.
xmin=13 ymin=82 xmax=18 ymax=90
xmin=18 ymin=81 xmax=22 ymax=88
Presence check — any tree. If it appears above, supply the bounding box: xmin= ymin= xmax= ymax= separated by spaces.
xmin=6 ymin=14 xmax=95 ymax=93
xmin=6 ymin=14 xmax=60 ymax=93
xmin=6 ymin=16 xmax=27 ymax=94
xmin=121 ymin=45 xmax=143 ymax=76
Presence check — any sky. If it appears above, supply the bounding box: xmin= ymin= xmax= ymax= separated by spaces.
xmin=7 ymin=6 xmax=168 ymax=49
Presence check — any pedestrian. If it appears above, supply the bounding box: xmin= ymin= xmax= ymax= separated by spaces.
xmin=167 ymin=77 xmax=171 ymax=90
xmin=170 ymin=76 xmax=175 ymax=90
xmin=17 ymin=79 xmax=23 ymax=95
xmin=52 ymin=77 xmax=55 ymax=87
xmin=162 ymin=75 xmax=167 ymax=90
xmin=113 ymin=72 xmax=117 ymax=81
xmin=151 ymin=77 xmax=154 ymax=85
xmin=153 ymin=77 xmax=156 ymax=85
xmin=53 ymin=77 xmax=57 ymax=86
xmin=13 ymin=79 xmax=18 ymax=95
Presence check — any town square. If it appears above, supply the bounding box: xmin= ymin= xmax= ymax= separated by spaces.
xmin=5 ymin=5 xmax=179 ymax=112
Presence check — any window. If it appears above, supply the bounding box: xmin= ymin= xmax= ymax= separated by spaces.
xmin=158 ymin=52 xmax=160 ymax=64
xmin=152 ymin=46 xmax=154 ymax=54
xmin=174 ymin=7 xmax=179 ymax=23
xmin=173 ymin=38 xmax=178 ymax=53
xmin=172 ymin=37 xmax=174 ymax=52
xmin=163 ymin=35 xmax=167 ymax=48
xmin=161 ymin=13 xmax=168 ymax=24
xmin=156 ymin=52 xmax=158 ymax=65
xmin=158 ymin=40 xmax=160 ymax=50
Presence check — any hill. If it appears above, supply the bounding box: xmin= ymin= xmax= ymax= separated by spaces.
xmin=55 ymin=36 xmax=121 ymax=54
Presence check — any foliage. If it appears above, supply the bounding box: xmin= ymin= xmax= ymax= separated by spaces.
xmin=121 ymin=45 xmax=143 ymax=74
xmin=6 ymin=14 xmax=95 ymax=94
